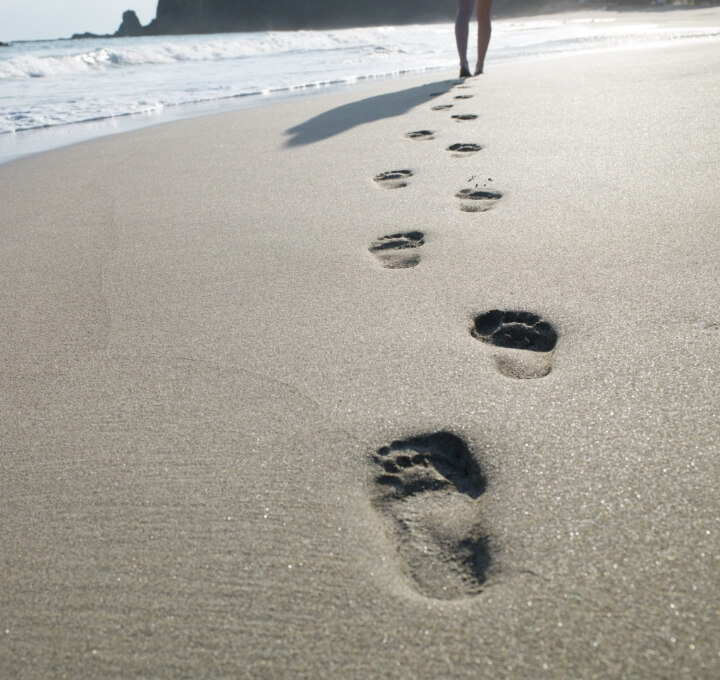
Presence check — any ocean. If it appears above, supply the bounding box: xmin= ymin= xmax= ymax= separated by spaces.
xmin=1 ymin=15 xmax=719 ymax=164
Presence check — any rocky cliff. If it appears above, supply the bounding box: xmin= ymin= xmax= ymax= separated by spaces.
xmin=143 ymin=0 xmax=457 ymax=34
xmin=116 ymin=10 xmax=144 ymax=37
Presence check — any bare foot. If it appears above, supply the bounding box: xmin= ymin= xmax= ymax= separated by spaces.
xmin=459 ymin=64 xmax=471 ymax=78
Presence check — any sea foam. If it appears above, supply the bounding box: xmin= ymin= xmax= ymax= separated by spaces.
xmin=1 ymin=20 xmax=718 ymax=136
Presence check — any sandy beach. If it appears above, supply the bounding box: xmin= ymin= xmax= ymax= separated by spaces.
xmin=2 ymin=9 xmax=720 ymax=678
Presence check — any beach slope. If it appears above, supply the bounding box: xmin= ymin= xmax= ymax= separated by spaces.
xmin=1 ymin=17 xmax=719 ymax=679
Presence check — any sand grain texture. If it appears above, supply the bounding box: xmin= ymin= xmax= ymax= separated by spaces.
xmin=1 ymin=13 xmax=720 ymax=678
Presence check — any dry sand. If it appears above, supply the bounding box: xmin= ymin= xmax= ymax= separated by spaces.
xmin=1 ymin=10 xmax=720 ymax=678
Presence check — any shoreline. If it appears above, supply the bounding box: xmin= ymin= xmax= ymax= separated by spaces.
xmin=1 ymin=16 xmax=719 ymax=680
xmin=3 ymin=7 xmax=720 ymax=166
xmin=0 ymin=76 xmax=372 ymax=166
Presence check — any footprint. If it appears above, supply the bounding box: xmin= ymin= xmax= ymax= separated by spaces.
xmin=454 ymin=94 xmax=474 ymax=100
xmin=374 ymin=169 xmax=413 ymax=189
xmin=371 ymin=432 xmax=491 ymax=600
xmin=447 ymin=143 xmax=482 ymax=156
xmin=429 ymin=92 xmax=443 ymax=98
xmin=369 ymin=231 xmax=425 ymax=269
xmin=431 ymin=104 xmax=454 ymax=111
xmin=405 ymin=130 xmax=435 ymax=141
xmin=456 ymin=187 xmax=503 ymax=212
xmin=471 ymin=310 xmax=558 ymax=379
xmin=452 ymin=114 xmax=478 ymax=122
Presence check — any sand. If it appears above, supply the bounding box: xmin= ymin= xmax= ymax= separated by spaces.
xmin=2 ymin=10 xmax=720 ymax=679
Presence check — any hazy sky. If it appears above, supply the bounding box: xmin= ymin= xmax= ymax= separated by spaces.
xmin=3 ymin=0 xmax=159 ymax=41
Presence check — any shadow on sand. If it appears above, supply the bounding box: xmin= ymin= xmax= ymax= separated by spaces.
xmin=283 ymin=79 xmax=456 ymax=147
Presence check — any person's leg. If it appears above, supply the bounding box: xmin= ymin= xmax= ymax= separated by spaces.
xmin=475 ymin=0 xmax=493 ymax=75
xmin=455 ymin=0 xmax=474 ymax=77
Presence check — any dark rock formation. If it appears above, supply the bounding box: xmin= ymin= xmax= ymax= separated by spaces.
xmin=71 ymin=8 xmax=146 ymax=39
xmin=71 ymin=32 xmax=111 ymax=40
xmin=0 ymin=41 xmax=9 ymax=47
xmin=145 ymin=0 xmax=458 ymax=34
xmin=115 ymin=10 xmax=144 ymax=37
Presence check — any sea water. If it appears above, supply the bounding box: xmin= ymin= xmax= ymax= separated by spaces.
xmin=1 ymin=16 xmax=718 ymax=163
